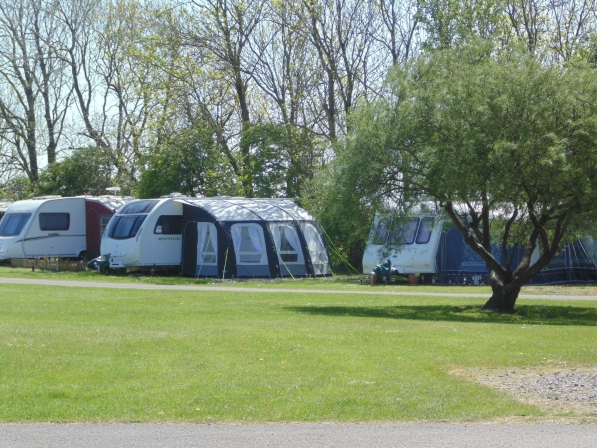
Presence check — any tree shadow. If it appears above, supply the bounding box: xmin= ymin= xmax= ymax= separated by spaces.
xmin=286 ymin=304 xmax=597 ymax=326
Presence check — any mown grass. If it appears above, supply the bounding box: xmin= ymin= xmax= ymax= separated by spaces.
xmin=3 ymin=266 xmax=597 ymax=297
xmin=1 ymin=280 xmax=596 ymax=423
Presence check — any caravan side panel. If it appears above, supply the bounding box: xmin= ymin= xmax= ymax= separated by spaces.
xmin=22 ymin=198 xmax=86 ymax=258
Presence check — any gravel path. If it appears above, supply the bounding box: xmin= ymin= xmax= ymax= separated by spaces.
xmin=454 ymin=367 xmax=597 ymax=420
xmin=2 ymin=423 xmax=597 ymax=448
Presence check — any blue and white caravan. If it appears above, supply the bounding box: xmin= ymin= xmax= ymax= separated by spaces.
xmin=363 ymin=211 xmax=597 ymax=285
xmin=179 ymin=197 xmax=331 ymax=278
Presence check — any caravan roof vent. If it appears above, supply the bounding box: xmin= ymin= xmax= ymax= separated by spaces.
xmin=161 ymin=192 xmax=187 ymax=198
xmin=32 ymin=195 xmax=62 ymax=200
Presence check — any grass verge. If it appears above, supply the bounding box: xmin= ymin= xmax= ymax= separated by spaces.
xmin=2 ymin=266 xmax=597 ymax=297
xmin=1 ymin=282 xmax=596 ymax=422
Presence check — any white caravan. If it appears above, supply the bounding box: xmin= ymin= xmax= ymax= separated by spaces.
xmin=101 ymin=197 xmax=184 ymax=269
xmin=362 ymin=212 xmax=443 ymax=276
xmin=0 ymin=196 xmax=131 ymax=260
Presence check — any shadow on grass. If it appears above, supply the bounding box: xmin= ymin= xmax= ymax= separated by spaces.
xmin=286 ymin=304 xmax=597 ymax=326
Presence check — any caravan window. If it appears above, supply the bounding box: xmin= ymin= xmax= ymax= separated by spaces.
xmin=415 ymin=217 xmax=434 ymax=244
xmin=119 ymin=200 xmax=159 ymax=215
xmin=108 ymin=215 xmax=146 ymax=239
xmin=39 ymin=213 xmax=70 ymax=231
xmin=231 ymin=224 xmax=267 ymax=264
xmin=388 ymin=218 xmax=419 ymax=245
xmin=271 ymin=224 xmax=304 ymax=263
xmin=154 ymin=215 xmax=182 ymax=234
xmin=372 ymin=219 xmax=391 ymax=245
xmin=197 ymin=222 xmax=217 ymax=265
xmin=0 ymin=213 xmax=31 ymax=236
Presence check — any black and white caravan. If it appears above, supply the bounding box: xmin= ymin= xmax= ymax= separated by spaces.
xmin=179 ymin=197 xmax=331 ymax=278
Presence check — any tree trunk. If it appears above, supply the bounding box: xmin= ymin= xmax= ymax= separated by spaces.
xmin=483 ymin=283 xmax=521 ymax=312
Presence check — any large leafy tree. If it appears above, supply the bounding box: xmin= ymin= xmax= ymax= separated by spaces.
xmin=138 ymin=123 xmax=240 ymax=199
xmin=34 ymin=146 xmax=114 ymax=197
xmin=342 ymin=40 xmax=597 ymax=310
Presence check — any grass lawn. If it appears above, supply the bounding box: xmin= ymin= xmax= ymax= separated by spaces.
xmin=3 ymin=266 xmax=597 ymax=297
xmin=1 ymin=277 xmax=597 ymax=423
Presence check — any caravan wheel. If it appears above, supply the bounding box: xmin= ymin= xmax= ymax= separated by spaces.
xmin=78 ymin=251 xmax=87 ymax=261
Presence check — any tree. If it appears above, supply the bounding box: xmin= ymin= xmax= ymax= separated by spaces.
xmin=418 ymin=0 xmax=507 ymax=49
xmin=504 ymin=0 xmax=597 ymax=60
xmin=342 ymin=40 xmax=597 ymax=310
xmin=184 ymin=0 xmax=266 ymax=197
xmin=34 ymin=146 xmax=114 ymax=197
xmin=302 ymin=157 xmax=374 ymax=272
xmin=245 ymin=1 xmax=327 ymax=197
xmin=54 ymin=0 xmax=175 ymax=194
xmin=0 ymin=174 xmax=32 ymax=200
xmin=373 ymin=0 xmax=422 ymax=66
xmin=0 ymin=0 xmax=72 ymax=182
xmin=300 ymin=0 xmax=380 ymax=141
xmin=137 ymin=123 xmax=239 ymax=199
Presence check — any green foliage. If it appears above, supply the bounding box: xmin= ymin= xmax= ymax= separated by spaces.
xmin=302 ymin=157 xmax=374 ymax=273
xmin=0 ymin=176 xmax=33 ymax=200
xmin=418 ymin=0 xmax=507 ymax=49
xmin=241 ymin=123 xmax=323 ymax=198
xmin=34 ymin=148 xmax=114 ymax=197
xmin=375 ymin=41 xmax=597 ymax=225
xmin=138 ymin=123 xmax=241 ymax=199
xmin=240 ymin=123 xmax=288 ymax=198
xmin=342 ymin=40 xmax=597 ymax=299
